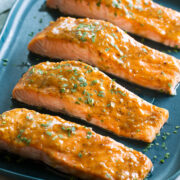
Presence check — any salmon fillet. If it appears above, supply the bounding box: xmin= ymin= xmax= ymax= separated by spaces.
xmin=28 ymin=17 xmax=180 ymax=95
xmin=0 ymin=108 xmax=152 ymax=180
xmin=12 ymin=61 xmax=169 ymax=143
xmin=46 ymin=0 xmax=180 ymax=48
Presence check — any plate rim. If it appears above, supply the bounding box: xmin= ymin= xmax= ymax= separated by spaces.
xmin=0 ymin=0 xmax=180 ymax=179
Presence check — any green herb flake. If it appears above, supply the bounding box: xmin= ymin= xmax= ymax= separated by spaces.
xmin=118 ymin=90 xmax=126 ymax=96
xmin=96 ymin=0 xmax=102 ymax=7
xmin=164 ymin=152 xmax=170 ymax=159
xmin=105 ymin=173 xmax=112 ymax=179
xmin=60 ymin=88 xmax=66 ymax=93
xmin=2 ymin=59 xmax=8 ymax=62
xmin=41 ymin=124 xmax=49 ymax=127
xmin=142 ymin=48 xmax=148 ymax=53
xmin=39 ymin=18 xmax=43 ymax=23
xmin=160 ymin=159 xmax=164 ymax=164
xmin=112 ymin=0 xmax=121 ymax=9
xmin=161 ymin=142 xmax=167 ymax=149
xmin=105 ymin=48 xmax=110 ymax=52
xmin=158 ymin=10 xmax=162 ymax=14
xmin=85 ymin=97 xmax=94 ymax=106
xmin=87 ymin=131 xmax=92 ymax=139
xmin=29 ymin=68 xmax=35 ymax=74
xmin=52 ymin=136 xmax=58 ymax=141
xmin=58 ymin=134 xmax=64 ymax=138
xmin=78 ymin=152 xmax=82 ymax=158
xmin=46 ymin=131 xmax=52 ymax=136
xmin=162 ymin=135 xmax=167 ymax=140
xmin=98 ymin=91 xmax=105 ymax=97
xmin=92 ymin=35 xmax=96 ymax=43
xmin=28 ymin=32 xmax=34 ymax=37
xmin=153 ymin=155 xmax=157 ymax=159
xmin=80 ymin=32 xmax=87 ymax=42
xmin=20 ymin=129 xmax=25 ymax=133
xmin=168 ymin=83 xmax=172 ymax=88
xmin=71 ymin=89 xmax=77 ymax=93
xmin=26 ymin=115 xmax=33 ymax=121
xmin=91 ymin=80 xmax=98 ymax=85
xmin=37 ymin=69 xmax=43 ymax=75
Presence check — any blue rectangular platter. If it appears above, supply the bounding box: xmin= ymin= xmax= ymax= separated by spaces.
xmin=0 ymin=0 xmax=180 ymax=179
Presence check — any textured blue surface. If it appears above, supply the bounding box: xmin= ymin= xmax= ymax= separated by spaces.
xmin=0 ymin=0 xmax=180 ymax=179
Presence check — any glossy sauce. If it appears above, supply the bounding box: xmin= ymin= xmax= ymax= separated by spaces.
xmin=62 ymin=0 xmax=180 ymax=47
xmin=43 ymin=17 xmax=180 ymax=94
xmin=0 ymin=108 xmax=152 ymax=179
xmin=14 ymin=61 xmax=169 ymax=142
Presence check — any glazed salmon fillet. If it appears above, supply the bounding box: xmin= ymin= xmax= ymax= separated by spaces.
xmin=28 ymin=17 xmax=180 ymax=95
xmin=0 ymin=108 xmax=152 ymax=180
xmin=46 ymin=0 xmax=180 ymax=48
xmin=12 ymin=61 xmax=169 ymax=142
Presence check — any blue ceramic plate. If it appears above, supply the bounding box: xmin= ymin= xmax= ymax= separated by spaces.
xmin=0 ymin=0 xmax=180 ymax=179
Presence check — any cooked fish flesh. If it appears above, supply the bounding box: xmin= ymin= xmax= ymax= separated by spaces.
xmin=12 ymin=61 xmax=169 ymax=142
xmin=0 ymin=108 xmax=153 ymax=180
xmin=28 ymin=17 xmax=180 ymax=95
xmin=46 ymin=0 xmax=180 ymax=48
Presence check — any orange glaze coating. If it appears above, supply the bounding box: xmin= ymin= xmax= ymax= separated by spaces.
xmin=0 ymin=108 xmax=153 ymax=180
xmin=13 ymin=61 xmax=169 ymax=142
xmin=28 ymin=17 xmax=180 ymax=95
xmin=47 ymin=0 xmax=180 ymax=48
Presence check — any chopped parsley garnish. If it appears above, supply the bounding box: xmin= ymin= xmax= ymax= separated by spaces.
xmin=61 ymin=126 xmax=76 ymax=137
xmin=168 ymin=83 xmax=172 ymax=88
xmin=39 ymin=18 xmax=43 ymax=23
xmin=28 ymin=32 xmax=34 ymax=37
xmin=106 ymin=173 xmax=112 ymax=179
xmin=118 ymin=90 xmax=126 ymax=96
xmin=71 ymin=89 xmax=77 ymax=93
xmin=92 ymin=35 xmax=96 ymax=43
xmin=29 ymin=68 xmax=35 ymax=74
xmin=164 ymin=152 xmax=170 ymax=159
xmin=26 ymin=115 xmax=33 ymax=121
xmin=17 ymin=129 xmax=31 ymax=145
xmin=87 ymin=131 xmax=92 ymax=139
xmin=52 ymin=136 xmax=58 ymax=141
xmin=85 ymin=97 xmax=94 ymax=106
xmin=58 ymin=134 xmax=64 ymax=138
xmin=112 ymin=0 xmax=121 ymax=9
xmin=160 ymin=159 xmax=164 ymax=164
xmin=46 ymin=131 xmax=52 ymax=136
xmin=41 ymin=124 xmax=49 ymax=127
xmin=105 ymin=48 xmax=110 ymax=52
xmin=78 ymin=152 xmax=82 ymax=158
xmin=37 ymin=69 xmax=43 ymax=75
xmin=142 ymin=48 xmax=148 ymax=53
xmin=60 ymin=88 xmax=66 ymax=93
xmin=91 ymin=80 xmax=98 ymax=85
xmin=98 ymin=91 xmax=105 ymax=97
xmin=96 ymin=0 xmax=102 ymax=7
xmin=153 ymin=155 xmax=157 ymax=159
xmin=80 ymin=32 xmax=87 ymax=42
